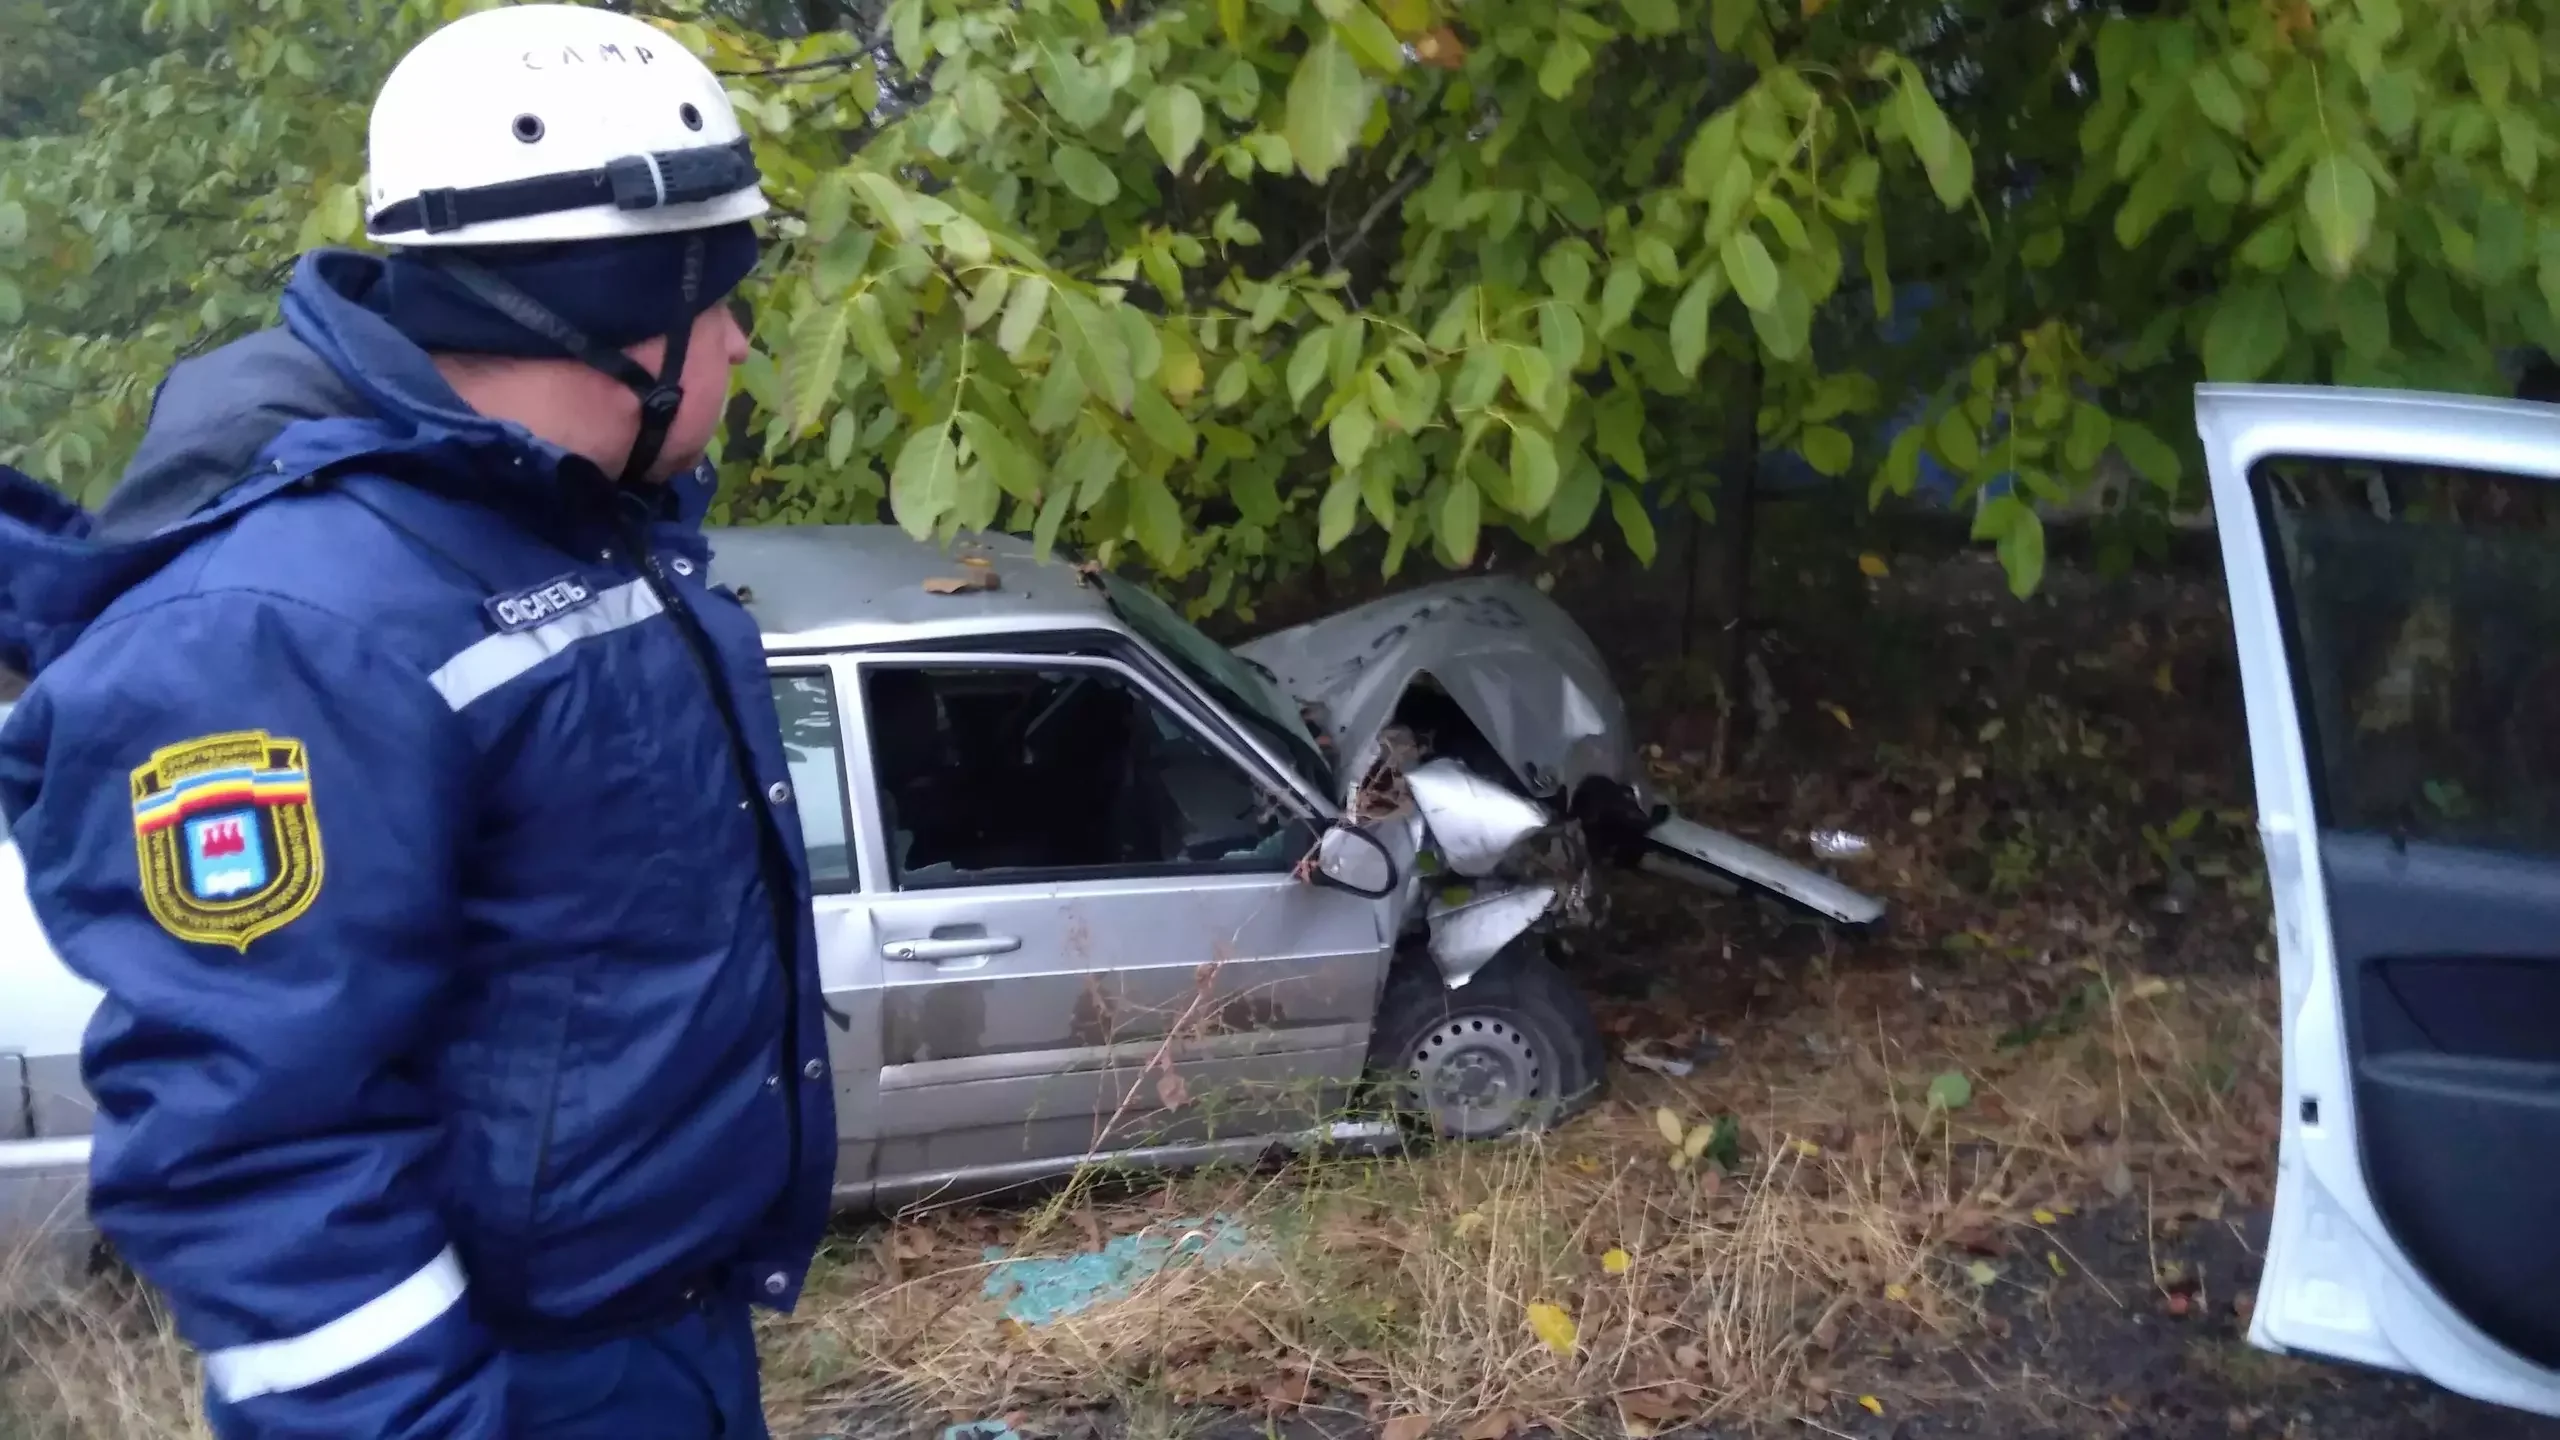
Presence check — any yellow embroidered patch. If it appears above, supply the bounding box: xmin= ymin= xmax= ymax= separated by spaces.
xmin=128 ymin=730 xmax=324 ymax=950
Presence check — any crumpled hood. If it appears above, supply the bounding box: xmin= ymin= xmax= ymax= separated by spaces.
xmin=1235 ymin=576 xmax=1639 ymax=802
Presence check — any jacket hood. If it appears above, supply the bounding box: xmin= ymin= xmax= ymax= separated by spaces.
xmin=0 ymin=248 xmax=717 ymax=680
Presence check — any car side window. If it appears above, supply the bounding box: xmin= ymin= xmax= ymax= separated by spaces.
xmin=860 ymin=662 xmax=1315 ymax=890
xmin=770 ymin=671 xmax=856 ymax=892
xmin=2258 ymin=454 xmax=2560 ymax=852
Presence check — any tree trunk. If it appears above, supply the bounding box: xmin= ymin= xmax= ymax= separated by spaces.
xmin=1713 ymin=352 xmax=1764 ymax=772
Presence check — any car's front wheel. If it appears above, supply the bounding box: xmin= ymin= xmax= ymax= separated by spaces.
xmin=1366 ymin=941 xmax=1605 ymax=1140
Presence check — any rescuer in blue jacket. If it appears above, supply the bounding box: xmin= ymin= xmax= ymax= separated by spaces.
xmin=0 ymin=7 xmax=837 ymax=1435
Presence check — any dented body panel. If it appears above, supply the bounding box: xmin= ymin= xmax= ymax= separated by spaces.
xmin=1236 ymin=578 xmax=1638 ymax=803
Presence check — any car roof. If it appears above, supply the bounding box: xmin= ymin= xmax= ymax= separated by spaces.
xmin=702 ymin=524 xmax=1129 ymax=652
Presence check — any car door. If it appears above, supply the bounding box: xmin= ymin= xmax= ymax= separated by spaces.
xmin=2202 ymin=382 xmax=2560 ymax=1416
xmin=764 ymin=664 xmax=880 ymax=1203
xmin=835 ymin=648 xmax=1392 ymax=1196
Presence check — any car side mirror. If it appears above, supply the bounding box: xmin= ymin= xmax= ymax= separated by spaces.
xmin=1311 ymin=824 xmax=1398 ymax=899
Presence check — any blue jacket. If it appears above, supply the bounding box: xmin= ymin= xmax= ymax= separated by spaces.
xmin=0 ymin=250 xmax=837 ymax=1438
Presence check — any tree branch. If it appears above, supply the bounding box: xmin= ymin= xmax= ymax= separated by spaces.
xmin=1279 ymin=159 xmax=1430 ymax=276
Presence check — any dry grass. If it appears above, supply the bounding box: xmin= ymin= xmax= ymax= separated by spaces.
xmin=0 ymin=952 xmax=2274 ymax=1440
xmin=752 ymin=948 xmax=2278 ymax=1439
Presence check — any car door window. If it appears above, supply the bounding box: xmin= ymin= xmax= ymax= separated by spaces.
xmin=861 ymin=662 xmax=1314 ymax=890
xmin=2260 ymin=455 xmax=2560 ymax=852
xmin=770 ymin=671 xmax=856 ymax=892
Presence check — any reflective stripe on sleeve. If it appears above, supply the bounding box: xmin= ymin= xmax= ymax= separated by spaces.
xmin=428 ymin=578 xmax=665 ymax=711
xmin=202 ymin=1245 xmax=469 ymax=1403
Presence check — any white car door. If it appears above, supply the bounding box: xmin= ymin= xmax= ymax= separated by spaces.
xmin=2201 ymin=382 xmax=2560 ymax=1417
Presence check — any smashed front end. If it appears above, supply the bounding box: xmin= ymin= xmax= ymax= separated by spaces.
xmin=1240 ymin=578 xmax=1886 ymax=985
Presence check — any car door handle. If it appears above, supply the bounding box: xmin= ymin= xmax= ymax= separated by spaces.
xmin=882 ymin=934 xmax=1022 ymax=965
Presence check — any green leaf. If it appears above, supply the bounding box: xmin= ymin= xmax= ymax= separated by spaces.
xmin=1319 ymin=473 xmax=1362 ymax=550
xmin=1037 ymin=47 xmax=1113 ymax=129
xmin=1925 ymin=1071 xmax=1973 ymax=1111
xmin=1439 ymin=474 xmax=1482 ymax=564
xmin=1056 ymin=292 xmax=1137 ymax=412
xmin=1934 ymin=409 xmax=1981 ymax=473
xmin=1670 ymin=272 xmax=1715 ymax=378
xmin=998 ymin=276 xmax=1052 ymax=358
xmin=2302 ymin=153 xmax=2376 ymax=278
xmin=1895 ymin=77 xmax=1973 ymax=210
xmin=1620 ymin=0 xmax=1679 ymax=35
xmin=957 ymin=413 xmax=1042 ymax=500
xmin=1722 ymin=232 xmax=1779 ymax=313
xmin=939 ymin=215 xmax=993 ymax=266
xmin=1681 ymin=110 xmax=1741 ymax=201
xmin=2336 ymin=277 xmax=2392 ymax=359
xmin=1538 ymin=36 xmax=1592 ymax=100
xmin=2202 ymin=282 xmax=2291 ymax=382
xmin=2064 ymin=403 xmax=2113 ymax=472
xmin=2189 ymin=67 xmax=2246 ymax=135
xmin=0 ymin=200 xmax=26 ymax=250
xmin=1145 ymin=85 xmax=1208 ymax=172
xmin=1997 ymin=504 xmax=2046 ymax=597
xmin=1598 ymin=264 xmax=1645 ymax=336
xmin=1608 ymin=482 xmax=1657 ymax=565
xmin=1032 ymin=482 xmax=1075 ymax=560
xmin=1594 ymin=389 xmax=1648 ymax=480
xmin=784 ymin=302 xmax=850 ymax=436
xmin=1709 ymin=0 xmax=1757 ymax=50
xmin=1511 ymin=427 xmax=1560 ymax=513
xmin=890 ymin=422 xmax=961 ymax=538
xmin=2502 ymin=113 xmax=2541 ymax=189
xmin=1502 ymin=344 xmax=1556 ymax=413
xmin=1874 ymin=424 xmax=1925 ymax=503
xmin=1541 ymin=247 xmax=1593 ymax=306
xmin=1746 ymin=271 xmax=1811 ymax=361
xmin=1540 ymin=302 xmax=1586 ymax=380
xmin=1797 ymin=424 xmax=1853 ymax=477
xmin=806 ymin=172 xmax=853 ymax=243
xmin=1289 ymin=328 xmax=1335 ymax=407
xmin=848 ymin=291 xmax=902 ymax=377
xmin=1285 ymin=34 xmax=1373 ymax=182
xmin=2113 ymin=419 xmax=2183 ymax=494
xmin=1054 ymin=145 xmax=1122 ymax=206
xmin=1062 ymin=427 xmax=1127 ymax=510
xmin=1134 ymin=387 xmax=1197 ymax=458
xmin=849 ymin=172 xmax=917 ymax=240
xmin=1332 ymin=398 xmax=1378 ymax=468
xmin=827 ymin=409 xmax=859 ymax=470
xmin=1333 ymin=4 xmax=1407 ymax=73
xmin=1131 ymin=471 xmax=1185 ymax=566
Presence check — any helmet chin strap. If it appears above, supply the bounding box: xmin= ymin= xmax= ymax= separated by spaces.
xmin=430 ymin=233 xmax=707 ymax=486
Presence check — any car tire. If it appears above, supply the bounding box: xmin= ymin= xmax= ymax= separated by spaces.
xmin=1365 ymin=941 xmax=1606 ymax=1141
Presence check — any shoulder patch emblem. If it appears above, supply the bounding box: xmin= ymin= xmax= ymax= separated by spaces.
xmin=129 ymin=731 xmax=324 ymax=951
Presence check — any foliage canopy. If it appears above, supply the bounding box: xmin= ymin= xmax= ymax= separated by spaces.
xmin=3 ymin=0 xmax=2554 ymax=607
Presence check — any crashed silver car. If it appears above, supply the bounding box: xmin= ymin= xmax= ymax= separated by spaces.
xmin=0 ymin=525 xmax=1880 ymax=1249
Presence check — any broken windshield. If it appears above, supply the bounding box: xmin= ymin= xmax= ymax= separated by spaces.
xmin=1097 ymin=574 xmax=1334 ymax=798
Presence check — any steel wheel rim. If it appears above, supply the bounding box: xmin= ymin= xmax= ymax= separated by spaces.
xmin=1401 ymin=1012 xmax=1547 ymax=1139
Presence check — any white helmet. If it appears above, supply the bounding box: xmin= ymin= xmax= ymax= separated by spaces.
xmin=364 ymin=4 xmax=769 ymax=249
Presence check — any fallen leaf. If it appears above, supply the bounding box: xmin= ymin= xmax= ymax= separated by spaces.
xmin=2031 ymin=1207 xmax=2057 ymax=1225
xmin=2104 ymin=1157 xmax=2136 ymax=1198
xmin=1154 ymin=1070 xmax=1191 ymax=1109
xmin=1526 ymin=1301 xmax=1578 ymax=1356
xmin=1859 ymin=1395 xmax=1885 ymax=1416
xmin=1966 ymin=1260 xmax=1999 ymax=1287
xmin=923 ymin=571 xmax=1001 ymax=594
xmin=1414 ymin=25 xmax=1469 ymax=69
xmin=1883 ymin=1282 xmax=1909 ymax=1302
xmin=1857 ymin=552 xmax=1889 ymax=577
xmin=1925 ymin=1070 xmax=1973 ymax=1111
xmin=1654 ymin=1106 xmax=1685 ymax=1147
xmin=1792 ymin=1137 xmax=1822 ymax=1157
xmin=1823 ymin=703 xmax=1853 ymax=730
xmin=1454 ymin=1210 xmax=1487 ymax=1238
xmin=2127 ymin=976 xmax=2169 ymax=1001
xmin=2154 ymin=659 xmax=2177 ymax=694
xmin=2047 ymin=1251 xmax=2068 ymax=1276
xmin=1382 ymin=1415 xmax=1434 ymax=1440
xmin=1602 ymin=1247 xmax=1633 ymax=1275
xmin=1674 ymin=1343 xmax=1703 ymax=1370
